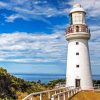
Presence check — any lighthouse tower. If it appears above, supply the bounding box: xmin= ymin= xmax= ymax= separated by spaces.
xmin=65 ymin=4 xmax=93 ymax=90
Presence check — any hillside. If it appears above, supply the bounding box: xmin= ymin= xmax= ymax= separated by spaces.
xmin=0 ymin=67 xmax=100 ymax=100
xmin=0 ymin=67 xmax=48 ymax=99
xmin=0 ymin=67 xmax=66 ymax=99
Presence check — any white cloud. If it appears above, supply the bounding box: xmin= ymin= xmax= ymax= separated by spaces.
xmin=0 ymin=0 xmax=99 ymax=23
xmin=0 ymin=1 xmax=70 ymax=23
xmin=0 ymin=1 xmax=8 ymax=8
xmin=10 ymin=0 xmax=28 ymax=5
xmin=87 ymin=24 xmax=100 ymax=74
xmin=0 ymin=30 xmax=99 ymax=74
xmin=14 ymin=7 xmax=33 ymax=14
xmin=89 ymin=25 xmax=100 ymax=41
xmin=5 ymin=14 xmax=28 ymax=22
xmin=0 ymin=32 xmax=66 ymax=63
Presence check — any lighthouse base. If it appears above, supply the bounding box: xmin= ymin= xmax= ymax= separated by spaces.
xmin=81 ymin=87 xmax=94 ymax=91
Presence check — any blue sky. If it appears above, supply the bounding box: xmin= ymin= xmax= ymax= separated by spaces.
xmin=0 ymin=0 xmax=99 ymax=75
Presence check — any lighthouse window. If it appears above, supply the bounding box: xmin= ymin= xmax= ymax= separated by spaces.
xmin=76 ymin=52 xmax=79 ymax=55
xmin=76 ymin=26 xmax=79 ymax=32
xmin=70 ymin=14 xmax=72 ymax=25
xmin=76 ymin=65 xmax=79 ymax=68
xmin=76 ymin=42 xmax=79 ymax=45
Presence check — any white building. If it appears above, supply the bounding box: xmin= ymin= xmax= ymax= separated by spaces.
xmin=65 ymin=4 xmax=93 ymax=90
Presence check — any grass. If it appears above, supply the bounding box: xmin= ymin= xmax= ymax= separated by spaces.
xmin=17 ymin=91 xmax=53 ymax=100
xmin=70 ymin=91 xmax=100 ymax=100
xmin=18 ymin=90 xmax=100 ymax=100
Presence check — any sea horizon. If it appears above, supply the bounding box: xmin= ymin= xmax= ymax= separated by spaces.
xmin=12 ymin=73 xmax=100 ymax=84
xmin=11 ymin=72 xmax=100 ymax=76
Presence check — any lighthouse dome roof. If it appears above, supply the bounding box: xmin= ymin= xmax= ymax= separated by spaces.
xmin=70 ymin=4 xmax=85 ymax=13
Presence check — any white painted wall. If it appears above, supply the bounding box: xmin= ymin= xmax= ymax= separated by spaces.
xmin=66 ymin=39 xmax=93 ymax=90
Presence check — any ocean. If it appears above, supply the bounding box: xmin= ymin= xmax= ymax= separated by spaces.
xmin=13 ymin=73 xmax=100 ymax=84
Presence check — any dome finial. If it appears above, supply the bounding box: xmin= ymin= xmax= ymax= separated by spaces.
xmin=73 ymin=4 xmax=81 ymax=8
xmin=70 ymin=3 xmax=85 ymax=13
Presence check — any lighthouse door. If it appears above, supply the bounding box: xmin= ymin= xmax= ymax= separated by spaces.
xmin=75 ymin=79 xmax=80 ymax=87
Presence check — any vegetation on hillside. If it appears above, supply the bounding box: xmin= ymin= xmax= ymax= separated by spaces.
xmin=0 ymin=67 xmax=48 ymax=99
xmin=47 ymin=78 xmax=65 ymax=88
xmin=93 ymin=80 xmax=100 ymax=84
xmin=0 ymin=67 xmax=100 ymax=99
xmin=0 ymin=67 xmax=66 ymax=99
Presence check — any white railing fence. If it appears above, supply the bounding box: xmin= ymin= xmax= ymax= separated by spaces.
xmin=22 ymin=83 xmax=100 ymax=100
xmin=94 ymin=84 xmax=100 ymax=89
xmin=51 ymin=87 xmax=81 ymax=100
xmin=22 ymin=86 xmax=75 ymax=100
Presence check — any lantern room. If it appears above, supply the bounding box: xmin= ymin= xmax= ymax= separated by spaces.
xmin=70 ymin=4 xmax=86 ymax=25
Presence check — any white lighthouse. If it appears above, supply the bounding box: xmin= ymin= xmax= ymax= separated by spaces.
xmin=65 ymin=4 xmax=93 ymax=90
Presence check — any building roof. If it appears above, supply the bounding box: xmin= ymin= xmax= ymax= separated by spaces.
xmin=70 ymin=4 xmax=85 ymax=13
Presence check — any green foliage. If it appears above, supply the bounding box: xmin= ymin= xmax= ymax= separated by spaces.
xmin=47 ymin=78 xmax=65 ymax=88
xmin=93 ymin=80 xmax=100 ymax=84
xmin=0 ymin=67 xmax=47 ymax=99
